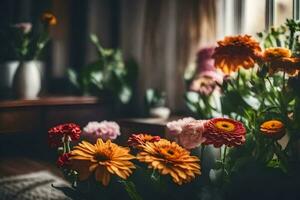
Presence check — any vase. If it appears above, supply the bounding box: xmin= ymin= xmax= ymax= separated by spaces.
xmin=13 ymin=61 xmax=43 ymax=99
xmin=0 ymin=61 xmax=19 ymax=99
xmin=149 ymin=107 xmax=171 ymax=119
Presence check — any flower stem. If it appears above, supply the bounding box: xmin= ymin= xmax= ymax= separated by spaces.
xmin=221 ymin=146 xmax=228 ymax=184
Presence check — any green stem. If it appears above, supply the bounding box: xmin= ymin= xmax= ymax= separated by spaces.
xmin=221 ymin=146 xmax=228 ymax=184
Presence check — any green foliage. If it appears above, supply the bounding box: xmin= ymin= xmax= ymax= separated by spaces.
xmin=145 ymin=88 xmax=166 ymax=108
xmin=68 ymin=34 xmax=138 ymax=104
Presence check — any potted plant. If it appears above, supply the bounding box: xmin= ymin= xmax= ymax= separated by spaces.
xmin=145 ymin=88 xmax=171 ymax=119
xmin=0 ymin=12 xmax=57 ymax=99
xmin=68 ymin=34 xmax=138 ymax=104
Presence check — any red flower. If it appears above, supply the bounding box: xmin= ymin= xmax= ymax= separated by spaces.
xmin=203 ymin=118 xmax=246 ymax=147
xmin=57 ymin=153 xmax=71 ymax=168
xmin=128 ymin=134 xmax=161 ymax=149
xmin=48 ymin=123 xmax=81 ymax=147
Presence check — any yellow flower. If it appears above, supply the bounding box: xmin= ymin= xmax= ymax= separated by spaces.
xmin=41 ymin=12 xmax=57 ymax=26
xmin=70 ymin=139 xmax=135 ymax=186
xmin=260 ymin=120 xmax=285 ymax=139
xmin=137 ymin=139 xmax=201 ymax=185
xmin=213 ymin=35 xmax=261 ymax=74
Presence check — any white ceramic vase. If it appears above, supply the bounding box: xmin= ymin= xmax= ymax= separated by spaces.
xmin=149 ymin=106 xmax=171 ymax=119
xmin=13 ymin=61 xmax=42 ymax=99
xmin=0 ymin=61 xmax=19 ymax=99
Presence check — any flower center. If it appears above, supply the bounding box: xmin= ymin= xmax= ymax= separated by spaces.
xmin=167 ymin=149 xmax=174 ymax=155
xmin=261 ymin=120 xmax=283 ymax=130
xmin=94 ymin=153 xmax=108 ymax=162
xmin=215 ymin=121 xmax=235 ymax=132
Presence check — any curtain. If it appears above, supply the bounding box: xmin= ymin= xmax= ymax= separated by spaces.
xmin=121 ymin=0 xmax=217 ymax=113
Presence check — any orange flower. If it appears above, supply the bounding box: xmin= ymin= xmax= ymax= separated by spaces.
xmin=213 ymin=35 xmax=261 ymax=74
xmin=203 ymin=118 xmax=246 ymax=147
xmin=260 ymin=120 xmax=285 ymax=139
xmin=262 ymin=47 xmax=300 ymax=76
xmin=41 ymin=12 xmax=57 ymax=26
xmin=127 ymin=133 xmax=160 ymax=149
xmin=263 ymin=47 xmax=292 ymax=61
xmin=137 ymin=139 xmax=201 ymax=185
xmin=70 ymin=139 xmax=135 ymax=186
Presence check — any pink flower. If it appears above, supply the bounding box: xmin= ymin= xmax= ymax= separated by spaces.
xmin=82 ymin=121 xmax=121 ymax=142
xmin=178 ymin=120 xmax=207 ymax=149
xmin=13 ymin=22 xmax=32 ymax=34
xmin=166 ymin=117 xmax=196 ymax=136
xmin=190 ymin=47 xmax=223 ymax=96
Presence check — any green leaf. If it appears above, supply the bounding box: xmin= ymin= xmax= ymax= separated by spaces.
xmin=67 ymin=69 xmax=79 ymax=88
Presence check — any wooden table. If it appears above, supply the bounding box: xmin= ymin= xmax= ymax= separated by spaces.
xmin=0 ymin=96 xmax=113 ymax=134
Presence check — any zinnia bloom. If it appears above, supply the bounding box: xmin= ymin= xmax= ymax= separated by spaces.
xmin=83 ymin=121 xmax=121 ymax=142
xmin=203 ymin=118 xmax=246 ymax=147
xmin=127 ymin=134 xmax=160 ymax=149
xmin=260 ymin=120 xmax=285 ymax=139
xmin=57 ymin=153 xmax=71 ymax=168
xmin=41 ymin=12 xmax=57 ymax=25
xmin=166 ymin=117 xmax=195 ymax=136
xmin=48 ymin=123 xmax=81 ymax=147
xmin=70 ymin=139 xmax=135 ymax=186
xmin=137 ymin=139 xmax=201 ymax=185
xmin=177 ymin=120 xmax=207 ymax=150
xmin=263 ymin=47 xmax=300 ymax=76
xmin=263 ymin=47 xmax=292 ymax=60
xmin=213 ymin=35 xmax=261 ymax=74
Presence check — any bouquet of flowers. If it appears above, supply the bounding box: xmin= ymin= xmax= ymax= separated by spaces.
xmin=49 ymin=121 xmax=204 ymax=200
xmin=50 ymin=19 xmax=300 ymax=200
xmin=182 ymin=18 xmax=300 ymax=199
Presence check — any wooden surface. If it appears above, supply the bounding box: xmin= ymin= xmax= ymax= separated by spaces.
xmin=0 ymin=96 xmax=113 ymax=134
xmin=0 ymin=96 xmax=101 ymax=108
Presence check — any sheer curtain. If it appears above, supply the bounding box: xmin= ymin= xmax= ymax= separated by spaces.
xmin=121 ymin=0 xmax=217 ymax=113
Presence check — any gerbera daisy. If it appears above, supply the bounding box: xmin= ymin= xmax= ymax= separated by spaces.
xmin=127 ymin=133 xmax=160 ymax=149
xmin=203 ymin=118 xmax=246 ymax=147
xmin=137 ymin=139 xmax=201 ymax=185
xmin=260 ymin=120 xmax=285 ymax=139
xmin=70 ymin=139 xmax=135 ymax=186
xmin=48 ymin=123 xmax=81 ymax=148
xmin=213 ymin=35 xmax=261 ymax=74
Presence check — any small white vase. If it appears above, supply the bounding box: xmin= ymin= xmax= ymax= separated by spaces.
xmin=149 ymin=107 xmax=171 ymax=119
xmin=13 ymin=61 xmax=42 ymax=99
xmin=0 ymin=61 xmax=19 ymax=99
